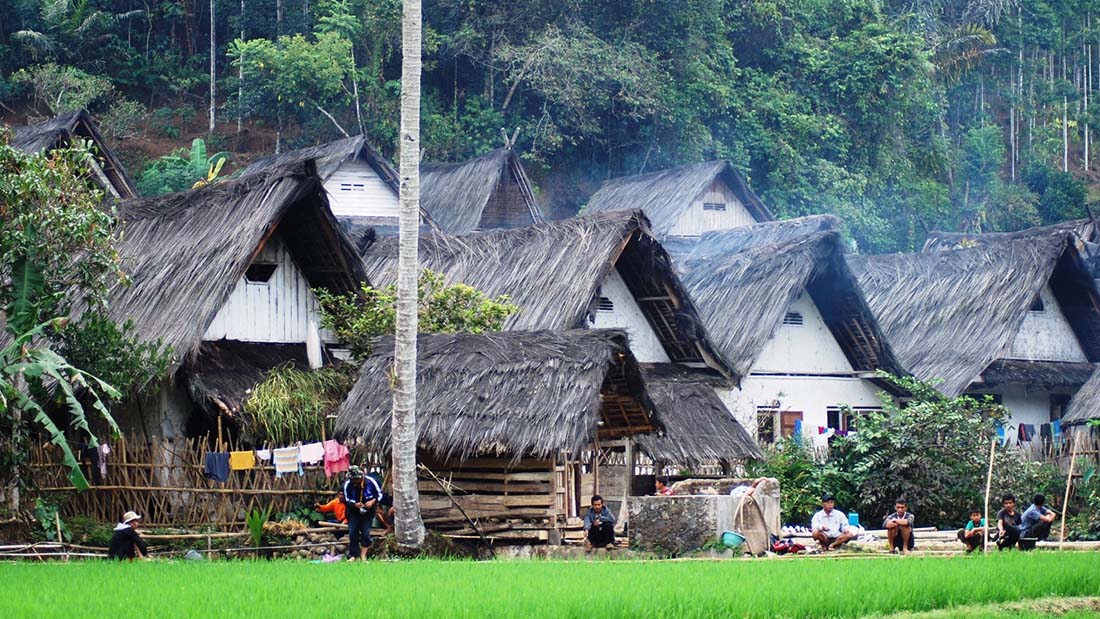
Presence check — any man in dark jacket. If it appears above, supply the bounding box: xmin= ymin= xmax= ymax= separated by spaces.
xmin=583 ymin=495 xmax=616 ymax=550
xmin=107 ymin=511 xmax=148 ymax=560
xmin=342 ymin=466 xmax=381 ymax=561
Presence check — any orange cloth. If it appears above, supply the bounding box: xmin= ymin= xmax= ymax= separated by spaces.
xmin=317 ymin=498 xmax=347 ymax=524
xmin=228 ymin=450 xmax=255 ymax=471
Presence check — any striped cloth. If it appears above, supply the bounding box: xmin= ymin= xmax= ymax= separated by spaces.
xmin=273 ymin=445 xmax=302 ymax=478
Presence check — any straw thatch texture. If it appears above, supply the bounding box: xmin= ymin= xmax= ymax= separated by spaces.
xmin=8 ymin=109 xmax=138 ymax=198
xmin=335 ymin=330 xmax=654 ymax=459
xmin=1063 ymin=365 xmax=1100 ymax=423
xmin=240 ymin=135 xmax=398 ymax=189
xmin=677 ymin=230 xmax=900 ymax=379
xmin=922 ymin=220 xmax=1097 ymax=252
xmin=96 ymin=160 xmax=364 ymax=365
xmin=635 ymin=364 xmax=763 ymax=464
xmin=848 ymin=237 xmax=1100 ymax=396
xmin=671 ymin=214 xmax=841 ymax=260
xmin=360 ymin=209 xmax=730 ymax=372
xmin=186 ymin=340 xmax=309 ymax=416
xmin=421 ymin=147 xmax=543 ymax=233
xmin=979 ymin=359 xmax=1095 ymax=388
xmin=584 ymin=160 xmax=772 ymax=236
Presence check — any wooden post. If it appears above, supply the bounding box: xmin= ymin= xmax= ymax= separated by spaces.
xmin=55 ymin=513 xmax=66 ymax=562
xmin=619 ymin=438 xmax=634 ymax=528
xmin=1060 ymin=432 xmax=1082 ymax=546
xmin=983 ymin=437 xmax=996 ymax=554
xmin=216 ymin=416 xmax=224 ymax=452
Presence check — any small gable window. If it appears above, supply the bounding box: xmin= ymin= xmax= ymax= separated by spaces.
xmin=783 ymin=312 xmax=804 ymax=326
xmin=1029 ymin=294 xmax=1044 ymax=312
xmin=245 ymin=263 xmax=278 ymax=283
xmin=702 ymin=202 xmax=727 ymax=212
xmin=339 ymin=183 xmax=366 ymax=192
xmin=597 ymin=297 xmax=615 ymax=313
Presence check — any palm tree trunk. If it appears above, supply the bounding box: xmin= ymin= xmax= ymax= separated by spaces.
xmin=209 ymin=0 xmax=216 ymax=133
xmin=392 ymin=0 xmax=425 ymax=550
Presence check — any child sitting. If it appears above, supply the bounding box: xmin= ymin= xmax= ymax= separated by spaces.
xmin=956 ymin=508 xmax=987 ymax=553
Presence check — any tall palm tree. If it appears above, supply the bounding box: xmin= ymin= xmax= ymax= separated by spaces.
xmin=392 ymin=0 xmax=425 ymax=550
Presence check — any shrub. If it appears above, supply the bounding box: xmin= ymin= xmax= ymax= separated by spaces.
xmin=99 ymin=100 xmax=147 ymax=139
xmin=11 ymin=64 xmax=114 ymax=115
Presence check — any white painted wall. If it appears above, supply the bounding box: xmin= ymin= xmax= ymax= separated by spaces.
xmin=753 ymin=292 xmax=854 ymax=374
xmin=203 ymin=235 xmax=330 ymax=344
xmin=717 ymin=376 xmax=884 ymax=441
xmin=323 ymin=159 xmax=399 ymax=219
xmin=1006 ymin=285 xmax=1087 ymax=362
xmin=589 ymin=268 xmax=671 ymax=363
xmin=665 ymin=179 xmax=758 ymax=237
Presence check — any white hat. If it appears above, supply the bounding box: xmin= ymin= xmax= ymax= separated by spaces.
xmin=122 ymin=511 xmax=141 ymax=524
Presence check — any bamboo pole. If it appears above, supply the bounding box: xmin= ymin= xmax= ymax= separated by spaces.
xmin=54 ymin=513 xmax=66 ymax=562
xmin=983 ymin=437 xmax=996 ymax=554
xmin=1060 ymin=432 xmax=1082 ymax=547
xmin=36 ymin=485 xmax=332 ymax=495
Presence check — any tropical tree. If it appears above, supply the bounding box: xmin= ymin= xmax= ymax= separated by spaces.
xmin=393 ymin=0 xmax=425 ymax=550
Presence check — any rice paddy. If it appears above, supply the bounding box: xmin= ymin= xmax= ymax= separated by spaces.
xmin=2 ymin=552 xmax=1099 ymax=618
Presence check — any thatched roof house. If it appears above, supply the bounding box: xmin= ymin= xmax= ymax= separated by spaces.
xmin=922 ymin=220 xmax=1099 ymax=253
xmin=421 ymin=147 xmax=543 ymax=233
xmin=8 ymin=109 xmax=138 ymax=199
xmin=361 ymin=209 xmax=731 ymax=374
xmin=584 ymin=161 xmax=772 ymax=238
xmin=1063 ymin=366 xmax=1100 ymax=424
xmin=99 ymin=160 xmax=365 ymax=437
xmin=849 ymin=236 xmax=1100 ymax=428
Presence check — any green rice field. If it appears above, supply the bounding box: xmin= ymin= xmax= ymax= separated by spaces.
xmin=2 ymin=553 xmax=1099 ymax=618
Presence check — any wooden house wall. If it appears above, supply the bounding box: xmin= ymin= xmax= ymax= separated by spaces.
xmin=589 ymin=268 xmax=671 ymax=363
xmin=477 ymin=167 xmax=536 ymax=230
xmin=666 ymin=178 xmax=757 ymax=237
xmin=203 ymin=235 xmax=331 ymax=344
xmin=323 ymin=159 xmax=399 ymax=219
xmin=1007 ymin=284 xmax=1089 ymax=363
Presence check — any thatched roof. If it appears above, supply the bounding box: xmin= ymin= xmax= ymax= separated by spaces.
xmin=635 ymin=364 xmax=763 ymax=464
xmin=335 ymin=330 xmax=657 ymax=459
xmin=848 ymin=237 xmax=1100 ymax=397
xmin=1063 ymin=365 xmax=1100 ymax=423
xmin=421 ymin=147 xmax=543 ymax=233
xmin=676 ymin=229 xmax=901 ymax=379
xmin=360 ymin=209 xmax=733 ymax=375
xmin=584 ymin=160 xmax=772 ymax=237
xmin=186 ymin=340 xmax=310 ymax=417
xmin=8 ymin=109 xmax=138 ymax=198
xmin=241 ymin=135 xmax=398 ymax=189
xmin=97 ymin=160 xmax=365 ymax=366
xmin=669 ymin=214 xmax=841 ymax=260
xmin=922 ymin=220 xmax=1098 ymax=252
xmin=979 ymin=359 xmax=1095 ymax=389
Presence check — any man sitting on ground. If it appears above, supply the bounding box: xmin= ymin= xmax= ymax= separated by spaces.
xmin=997 ymin=494 xmax=1023 ymax=550
xmin=1019 ymin=493 xmax=1057 ymax=550
xmin=583 ymin=495 xmax=616 ymax=550
xmin=655 ymin=476 xmax=674 ymax=496
xmin=957 ymin=508 xmax=987 ymax=553
xmin=811 ymin=494 xmax=853 ymax=551
xmin=107 ymin=511 xmax=149 ymax=561
xmin=883 ymin=498 xmax=915 ymax=555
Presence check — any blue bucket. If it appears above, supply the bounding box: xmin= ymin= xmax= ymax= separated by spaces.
xmin=720 ymin=530 xmax=745 ymax=549
xmin=848 ymin=512 xmax=860 ymax=527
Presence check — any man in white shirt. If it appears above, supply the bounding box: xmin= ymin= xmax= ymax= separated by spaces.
xmin=811 ymin=493 xmax=854 ymax=551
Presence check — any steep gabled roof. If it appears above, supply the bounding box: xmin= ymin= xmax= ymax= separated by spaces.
xmin=360 ymin=209 xmax=733 ymax=376
xmin=584 ymin=160 xmax=772 ymax=237
xmin=922 ymin=220 xmax=1098 ymax=252
xmin=420 ymin=147 xmax=543 ymax=233
xmin=241 ymin=135 xmax=399 ymax=190
xmin=1063 ymin=365 xmax=1100 ymax=424
xmin=186 ymin=340 xmax=310 ymax=418
xmin=667 ymin=214 xmax=841 ymax=260
xmin=97 ymin=160 xmax=365 ymax=364
xmin=335 ymin=330 xmax=656 ymax=459
xmin=848 ymin=237 xmax=1100 ymax=396
xmin=9 ymin=109 xmax=138 ymax=198
xmin=677 ymin=228 xmax=900 ymax=380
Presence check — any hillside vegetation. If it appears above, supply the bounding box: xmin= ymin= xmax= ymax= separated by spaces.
xmin=2 ymin=0 xmax=1099 ymax=251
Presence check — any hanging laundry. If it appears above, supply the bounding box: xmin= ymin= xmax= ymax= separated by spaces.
xmin=1021 ymin=424 xmax=1036 ymax=442
xmin=255 ymin=449 xmax=272 ymax=463
xmin=203 ymin=452 xmax=230 ymax=483
xmin=80 ymin=443 xmax=102 ymax=485
xmin=1052 ymin=419 xmax=1064 ymax=445
xmin=299 ymin=442 xmax=325 ymax=465
xmin=229 ymin=450 xmax=256 ymax=471
xmin=273 ymin=446 xmax=303 ymax=478
xmin=322 ymin=439 xmax=350 ymax=478
xmin=1017 ymin=424 xmax=1027 ymax=444
xmin=1040 ymin=423 xmax=1052 ymax=441
xmin=792 ymin=419 xmax=803 ymax=444
xmin=818 ymin=426 xmax=828 ymax=435
xmin=98 ymin=443 xmax=110 ymax=481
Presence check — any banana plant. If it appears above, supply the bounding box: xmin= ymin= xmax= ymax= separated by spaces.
xmin=189 ymin=138 xmax=228 ymax=189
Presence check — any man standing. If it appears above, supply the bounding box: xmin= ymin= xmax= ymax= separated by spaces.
xmin=583 ymin=495 xmax=616 ymax=550
xmin=883 ymin=498 xmax=915 ymax=554
xmin=342 ymin=466 xmax=381 ymax=561
xmin=996 ymin=494 xmax=1023 ymax=550
xmin=811 ymin=494 xmax=854 ymax=551
xmin=1019 ymin=493 xmax=1057 ymax=550
xmin=107 ymin=511 xmax=149 ymax=561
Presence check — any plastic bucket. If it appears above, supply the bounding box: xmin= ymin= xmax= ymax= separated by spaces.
xmin=720 ymin=530 xmax=746 ymax=549
xmin=848 ymin=512 xmax=860 ymax=527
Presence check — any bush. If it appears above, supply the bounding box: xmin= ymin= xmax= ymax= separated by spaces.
xmin=11 ymin=64 xmax=114 ymax=115
xmin=99 ymin=100 xmax=147 ymax=139
xmin=746 ymin=439 xmax=833 ymax=524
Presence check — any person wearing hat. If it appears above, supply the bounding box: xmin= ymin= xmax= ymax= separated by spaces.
xmin=810 ymin=494 xmax=853 ymax=551
xmin=107 ymin=511 xmax=149 ymax=560
xmin=342 ymin=466 xmax=382 ymax=561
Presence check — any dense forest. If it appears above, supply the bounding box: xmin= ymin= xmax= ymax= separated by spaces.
xmin=1 ymin=0 xmax=1099 ymax=252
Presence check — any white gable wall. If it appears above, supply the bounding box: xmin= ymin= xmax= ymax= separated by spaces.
xmin=203 ymin=235 xmax=330 ymax=345
xmin=665 ymin=179 xmax=758 ymax=237
xmin=589 ymin=268 xmax=670 ymax=363
xmin=1006 ymin=285 xmax=1087 ymax=362
xmin=323 ymin=159 xmax=399 ymax=219
xmin=753 ymin=292 xmax=854 ymax=374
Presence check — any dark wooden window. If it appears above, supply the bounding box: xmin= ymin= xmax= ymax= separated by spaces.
xmin=702 ymin=202 xmax=727 ymax=212
xmin=783 ymin=312 xmax=804 ymax=326
xmin=597 ymin=297 xmax=614 ymax=312
xmin=245 ymin=263 xmax=278 ymax=283
xmin=1030 ymin=294 xmax=1044 ymax=312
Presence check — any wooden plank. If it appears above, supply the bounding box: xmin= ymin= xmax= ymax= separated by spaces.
xmin=417 ymin=480 xmax=551 ymax=494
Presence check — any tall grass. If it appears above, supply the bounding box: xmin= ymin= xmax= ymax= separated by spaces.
xmin=1 ymin=553 xmax=1098 ymax=618
xmin=244 ymin=365 xmax=353 ymax=444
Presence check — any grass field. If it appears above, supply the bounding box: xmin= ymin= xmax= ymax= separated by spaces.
xmin=2 ymin=553 xmax=1099 ymax=618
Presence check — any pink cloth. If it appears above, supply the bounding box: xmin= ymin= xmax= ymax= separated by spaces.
xmin=322 ymin=440 xmax=350 ymax=478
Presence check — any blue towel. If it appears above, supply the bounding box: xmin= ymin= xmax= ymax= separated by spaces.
xmin=792 ymin=419 xmax=803 ymax=444
xmin=995 ymin=421 xmax=1007 ymax=447
xmin=204 ymin=452 xmax=230 ymax=483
